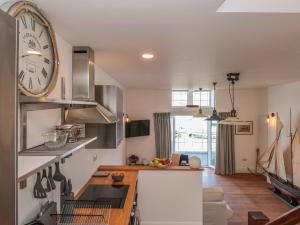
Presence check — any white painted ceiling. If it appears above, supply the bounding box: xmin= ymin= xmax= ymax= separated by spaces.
xmin=20 ymin=1 xmax=300 ymax=89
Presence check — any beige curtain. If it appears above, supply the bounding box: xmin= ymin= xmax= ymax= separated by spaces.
xmin=215 ymin=124 xmax=235 ymax=176
xmin=153 ymin=112 xmax=172 ymax=159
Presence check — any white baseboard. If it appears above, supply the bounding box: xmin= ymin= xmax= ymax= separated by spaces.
xmin=141 ymin=221 xmax=202 ymax=225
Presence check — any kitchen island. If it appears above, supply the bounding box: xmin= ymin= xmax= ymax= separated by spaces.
xmin=82 ymin=165 xmax=203 ymax=225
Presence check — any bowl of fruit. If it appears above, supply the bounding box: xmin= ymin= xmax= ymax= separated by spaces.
xmin=111 ymin=172 xmax=125 ymax=182
xmin=152 ymin=158 xmax=171 ymax=168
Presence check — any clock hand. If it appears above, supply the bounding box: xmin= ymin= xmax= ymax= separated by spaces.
xmin=21 ymin=50 xmax=42 ymax=58
xmin=20 ymin=54 xmax=43 ymax=58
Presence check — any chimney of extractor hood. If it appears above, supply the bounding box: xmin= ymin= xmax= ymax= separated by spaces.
xmin=72 ymin=46 xmax=95 ymax=101
xmin=67 ymin=46 xmax=118 ymax=124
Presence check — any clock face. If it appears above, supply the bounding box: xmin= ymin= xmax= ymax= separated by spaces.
xmin=5 ymin=1 xmax=59 ymax=97
xmin=17 ymin=12 xmax=55 ymax=96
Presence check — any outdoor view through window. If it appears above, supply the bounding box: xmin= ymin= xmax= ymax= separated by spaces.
xmin=172 ymin=91 xmax=217 ymax=167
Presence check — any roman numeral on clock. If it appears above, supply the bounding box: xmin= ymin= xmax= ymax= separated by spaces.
xmin=38 ymin=77 xmax=41 ymax=86
xmin=20 ymin=15 xmax=27 ymax=29
xmin=43 ymin=45 xmax=49 ymax=50
xmin=44 ymin=58 xmax=50 ymax=64
xmin=29 ymin=78 xmax=33 ymax=89
xmin=18 ymin=70 xmax=25 ymax=82
xmin=39 ymin=30 xmax=44 ymax=38
xmin=31 ymin=17 xmax=36 ymax=31
xmin=42 ymin=68 xmax=47 ymax=78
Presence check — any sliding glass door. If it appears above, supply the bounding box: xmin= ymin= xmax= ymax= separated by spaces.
xmin=172 ymin=116 xmax=216 ymax=167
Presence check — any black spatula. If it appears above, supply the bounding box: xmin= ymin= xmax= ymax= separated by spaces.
xmin=33 ymin=172 xmax=47 ymax=199
xmin=41 ymin=169 xmax=51 ymax=192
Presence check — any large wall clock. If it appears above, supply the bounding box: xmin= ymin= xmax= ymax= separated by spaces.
xmin=5 ymin=1 xmax=59 ymax=97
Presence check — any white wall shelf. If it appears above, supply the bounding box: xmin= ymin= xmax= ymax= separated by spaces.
xmin=18 ymin=156 xmax=57 ymax=181
xmin=19 ymin=95 xmax=97 ymax=107
xmin=18 ymin=137 xmax=97 ymax=181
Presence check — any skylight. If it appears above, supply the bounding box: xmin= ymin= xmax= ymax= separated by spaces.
xmin=217 ymin=0 xmax=300 ymax=13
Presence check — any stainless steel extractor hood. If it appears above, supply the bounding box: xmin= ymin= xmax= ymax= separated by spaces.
xmin=66 ymin=47 xmax=117 ymax=124
xmin=66 ymin=104 xmax=117 ymax=124
xmin=85 ymin=85 xmax=124 ymax=149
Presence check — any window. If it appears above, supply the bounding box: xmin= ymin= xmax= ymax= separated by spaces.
xmin=172 ymin=91 xmax=188 ymax=106
xmin=192 ymin=91 xmax=211 ymax=106
xmin=172 ymin=90 xmax=213 ymax=107
xmin=172 ymin=116 xmax=216 ymax=166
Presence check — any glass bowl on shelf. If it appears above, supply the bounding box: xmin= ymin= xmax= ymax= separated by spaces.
xmin=43 ymin=131 xmax=68 ymax=149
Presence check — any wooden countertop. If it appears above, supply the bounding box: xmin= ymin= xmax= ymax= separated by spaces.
xmin=98 ymin=165 xmax=204 ymax=171
xmin=76 ymin=171 xmax=138 ymax=225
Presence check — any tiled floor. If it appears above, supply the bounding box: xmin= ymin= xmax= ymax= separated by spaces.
xmin=203 ymin=169 xmax=292 ymax=225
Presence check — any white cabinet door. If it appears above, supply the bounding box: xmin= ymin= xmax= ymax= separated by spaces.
xmin=137 ymin=170 xmax=203 ymax=225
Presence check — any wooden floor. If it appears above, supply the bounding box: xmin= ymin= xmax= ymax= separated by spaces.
xmin=203 ymin=169 xmax=292 ymax=225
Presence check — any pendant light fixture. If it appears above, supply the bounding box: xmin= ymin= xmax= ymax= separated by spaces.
xmin=206 ymin=82 xmax=221 ymax=121
xmin=219 ymin=73 xmax=248 ymax=125
xmin=194 ymin=88 xmax=206 ymax=118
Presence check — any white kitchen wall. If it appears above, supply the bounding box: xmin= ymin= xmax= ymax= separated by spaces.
xmin=126 ymin=89 xmax=172 ymax=161
xmin=267 ymin=81 xmax=300 ymax=187
xmin=126 ymin=88 xmax=268 ymax=173
xmin=18 ymin=32 xmax=126 ymax=224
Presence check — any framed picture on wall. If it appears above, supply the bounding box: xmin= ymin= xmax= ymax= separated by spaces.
xmin=235 ymin=121 xmax=253 ymax=135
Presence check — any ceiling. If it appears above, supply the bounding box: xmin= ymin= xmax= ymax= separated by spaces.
xmin=11 ymin=0 xmax=300 ymax=89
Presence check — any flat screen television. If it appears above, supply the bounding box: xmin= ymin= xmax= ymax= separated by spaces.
xmin=126 ymin=120 xmax=150 ymax=138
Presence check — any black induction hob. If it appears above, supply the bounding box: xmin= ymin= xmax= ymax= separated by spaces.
xmin=78 ymin=184 xmax=129 ymax=208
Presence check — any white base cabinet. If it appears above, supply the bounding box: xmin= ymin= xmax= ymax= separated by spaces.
xmin=137 ymin=170 xmax=203 ymax=225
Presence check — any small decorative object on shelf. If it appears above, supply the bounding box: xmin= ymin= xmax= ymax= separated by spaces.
xmin=189 ymin=156 xmax=202 ymax=169
xmin=128 ymin=154 xmax=139 ymax=164
xmin=142 ymin=158 xmax=150 ymax=165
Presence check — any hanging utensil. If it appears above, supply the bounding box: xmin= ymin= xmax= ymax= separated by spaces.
xmin=48 ymin=166 xmax=56 ymax=190
xmin=62 ymin=178 xmax=68 ymax=195
xmin=67 ymin=179 xmax=72 ymax=193
xmin=67 ymin=179 xmax=74 ymax=198
xmin=53 ymin=162 xmax=66 ymax=182
xmin=41 ymin=169 xmax=51 ymax=192
xmin=33 ymin=172 xmax=47 ymax=199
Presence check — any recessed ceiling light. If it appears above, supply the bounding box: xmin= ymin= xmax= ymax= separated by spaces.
xmin=142 ymin=53 xmax=154 ymax=59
